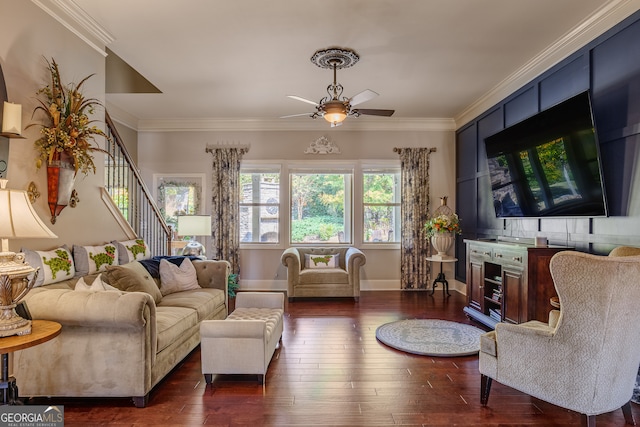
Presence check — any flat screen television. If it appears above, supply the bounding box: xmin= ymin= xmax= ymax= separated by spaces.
xmin=484 ymin=91 xmax=607 ymax=218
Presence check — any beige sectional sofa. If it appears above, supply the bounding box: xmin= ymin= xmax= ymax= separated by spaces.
xmin=13 ymin=256 xmax=230 ymax=407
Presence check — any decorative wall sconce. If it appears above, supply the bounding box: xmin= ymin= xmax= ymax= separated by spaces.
xmin=0 ymin=102 xmax=25 ymax=138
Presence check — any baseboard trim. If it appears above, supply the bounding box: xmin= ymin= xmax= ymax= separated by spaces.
xmin=237 ymin=279 xmax=467 ymax=294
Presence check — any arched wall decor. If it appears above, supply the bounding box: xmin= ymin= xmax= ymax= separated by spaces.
xmin=304 ymin=136 xmax=341 ymax=154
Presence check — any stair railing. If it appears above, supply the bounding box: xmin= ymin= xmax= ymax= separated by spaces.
xmin=104 ymin=112 xmax=172 ymax=256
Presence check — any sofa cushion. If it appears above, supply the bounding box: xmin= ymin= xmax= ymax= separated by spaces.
xmin=159 ymin=258 xmax=200 ymax=296
xmin=158 ymin=288 xmax=225 ymax=322
xmin=299 ymin=268 xmax=349 ymax=285
xmin=227 ymin=307 xmax=284 ymax=342
xmin=22 ymin=245 xmax=75 ymax=287
xmin=73 ymin=244 xmax=119 ymax=276
xmin=105 ymin=261 xmax=163 ymax=304
xmin=155 ymin=306 xmax=198 ymax=353
xmin=113 ymin=239 xmax=151 ymax=264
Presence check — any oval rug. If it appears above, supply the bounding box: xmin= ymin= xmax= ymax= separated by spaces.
xmin=376 ymin=319 xmax=485 ymax=357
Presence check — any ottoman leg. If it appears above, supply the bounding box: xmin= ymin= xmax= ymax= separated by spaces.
xmin=204 ymin=374 xmax=213 ymax=384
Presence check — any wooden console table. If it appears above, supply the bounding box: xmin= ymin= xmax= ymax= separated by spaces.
xmin=0 ymin=320 xmax=61 ymax=404
xmin=463 ymin=239 xmax=571 ymax=329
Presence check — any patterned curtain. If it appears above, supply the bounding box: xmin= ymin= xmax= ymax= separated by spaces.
xmin=206 ymin=147 xmax=248 ymax=275
xmin=395 ymin=147 xmax=437 ymax=289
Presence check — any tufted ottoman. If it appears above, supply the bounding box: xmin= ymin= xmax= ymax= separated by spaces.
xmin=200 ymin=292 xmax=284 ymax=385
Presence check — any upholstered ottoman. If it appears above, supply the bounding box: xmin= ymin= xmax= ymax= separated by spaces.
xmin=200 ymin=292 xmax=284 ymax=384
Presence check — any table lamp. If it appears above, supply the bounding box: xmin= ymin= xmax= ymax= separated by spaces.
xmin=0 ymin=179 xmax=57 ymax=336
xmin=177 ymin=215 xmax=211 ymax=257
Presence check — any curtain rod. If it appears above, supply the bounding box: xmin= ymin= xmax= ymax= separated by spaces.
xmin=205 ymin=143 xmax=249 ymax=154
xmin=393 ymin=147 xmax=437 ymax=153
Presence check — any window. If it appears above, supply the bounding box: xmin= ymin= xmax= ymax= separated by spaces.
xmin=240 ymin=169 xmax=280 ymax=243
xmin=363 ymin=169 xmax=400 ymax=243
xmin=290 ymin=171 xmax=352 ymax=244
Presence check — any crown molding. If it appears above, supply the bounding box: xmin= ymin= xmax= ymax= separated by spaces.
xmin=105 ymin=102 xmax=139 ymax=131
xmin=32 ymin=0 xmax=114 ymax=56
xmin=454 ymin=0 xmax=640 ymax=128
xmin=135 ymin=117 xmax=456 ymax=133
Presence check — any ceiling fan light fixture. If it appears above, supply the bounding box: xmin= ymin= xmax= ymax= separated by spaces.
xmin=323 ymin=101 xmax=347 ymax=125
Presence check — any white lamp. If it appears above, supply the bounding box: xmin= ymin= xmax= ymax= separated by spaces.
xmin=177 ymin=215 xmax=211 ymax=257
xmin=0 ymin=179 xmax=57 ymax=336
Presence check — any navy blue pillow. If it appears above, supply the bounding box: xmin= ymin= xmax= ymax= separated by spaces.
xmin=139 ymin=256 xmax=200 ymax=279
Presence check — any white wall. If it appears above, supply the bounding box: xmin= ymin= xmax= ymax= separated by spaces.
xmin=0 ymin=0 xmax=131 ymax=251
xmin=137 ymin=129 xmax=461 ymax=291
xmin=1 ymin=0 xmax=462 ymax=292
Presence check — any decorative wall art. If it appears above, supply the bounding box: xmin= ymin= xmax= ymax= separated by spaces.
xmin=304 ymin=136 xmax=341 ymax=155
xmin=153 ymin=174 xmax=205 ymax=235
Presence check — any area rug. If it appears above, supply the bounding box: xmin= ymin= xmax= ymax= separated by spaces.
xmin=375 ymin=319 xmax=485 ymax=357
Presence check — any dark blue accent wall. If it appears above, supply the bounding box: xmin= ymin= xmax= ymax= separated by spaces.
xmin=455 ymin=10 xmax=640 ymax=281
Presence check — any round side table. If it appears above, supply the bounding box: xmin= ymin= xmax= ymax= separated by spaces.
xmin=0 ymin=320 xmax=62 ymax=404
xmin=426 ymin=257 xmax=458 ymax=297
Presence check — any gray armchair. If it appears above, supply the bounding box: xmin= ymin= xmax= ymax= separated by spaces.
xmin=281 ymin=247 xmax=366 ymax=302
xmin=479 ymin=251 xmax=640 ymax=426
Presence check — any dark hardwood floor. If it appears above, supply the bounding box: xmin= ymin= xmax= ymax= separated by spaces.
xmin=29 ymin=290 xmax=638 ymax=426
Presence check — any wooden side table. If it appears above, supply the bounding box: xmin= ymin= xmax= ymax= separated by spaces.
xmin=426 ymin=257 xmax=458 ymax=297
xmin=0 ymin=320 xmax=61 ymax=404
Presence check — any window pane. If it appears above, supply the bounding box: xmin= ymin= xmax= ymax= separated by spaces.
xmin=363 ymin=170 xmax=400 ymax=242
xmin=364 ymin=205 xmax=400 ymax=242
xmin=240 ymin=171 xmax=280 ymax=243
xmin=290 ymin=173 xmax=350 ymax=244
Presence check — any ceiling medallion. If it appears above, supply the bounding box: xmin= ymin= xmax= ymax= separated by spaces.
xmin=310 ymin=47 xmax=359 ymax=70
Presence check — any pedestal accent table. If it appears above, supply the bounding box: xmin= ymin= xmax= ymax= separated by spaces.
xmin=426 ymin=257 xmax=458 ymax=297
xmin=0 ymin=320 xmax=61 ymax=404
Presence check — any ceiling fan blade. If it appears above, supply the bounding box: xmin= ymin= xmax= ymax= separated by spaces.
xmin=280 ymin=112 xmax=315 ymax=119
xmin=287 ymin=95 xmax=319 ymax=106
xmin=354 ymin=108 xmax=395 ymax=117
xmin=349 ymin=89 xmax=379 ymax=107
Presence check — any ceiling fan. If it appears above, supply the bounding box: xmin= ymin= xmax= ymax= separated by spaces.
xmin=282 ymin=47 xmax=395 ymax=127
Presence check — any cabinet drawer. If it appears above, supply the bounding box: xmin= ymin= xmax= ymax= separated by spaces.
xmin=469 ymin=244 xmax=492 ymax=262
xmin=492 ymin=248 xmax=526 ymax=267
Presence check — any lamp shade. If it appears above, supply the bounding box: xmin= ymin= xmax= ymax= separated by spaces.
xmin=0 ymin=179 xmax=57 ymax=251
xmin=177 ymin=215 xmax=211 ymax=237
xmin=0 ymin=179 xmax=57 ymax=337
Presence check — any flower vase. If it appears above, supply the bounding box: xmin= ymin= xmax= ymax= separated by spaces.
xmin=47 ymin=152 xmax=76 ymax=224
xmin=431 ymin=232 xmax=454 ymax=259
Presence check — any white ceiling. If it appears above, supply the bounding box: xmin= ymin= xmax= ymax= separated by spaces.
xmin=46 ymin=0 xmax=638 ymax=131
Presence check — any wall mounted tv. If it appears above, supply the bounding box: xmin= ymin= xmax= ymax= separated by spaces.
xmin=484 ymin=91 xmax=607 ymax=218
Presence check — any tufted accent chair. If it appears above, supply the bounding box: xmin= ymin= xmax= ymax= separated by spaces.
xmin=281 ymin=247 xmax=366 ymax=302
xmin=479 ymin=251 xmax=640 ymax=426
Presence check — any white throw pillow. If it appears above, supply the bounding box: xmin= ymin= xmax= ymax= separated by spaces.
xmin=159 ymin=258 xmax=200 ymax=296
xmin=73 ymin=244 xmax=119 ymax=276
xmin=74 ymin=273 xmax=119 ymax=292
xmin=113 ymin=239 xmax=151 ymax=264
xmin=305 ymin=253 xmax=339 ymax=269
xmin=22 ymin=246 xmax=76 ymax=287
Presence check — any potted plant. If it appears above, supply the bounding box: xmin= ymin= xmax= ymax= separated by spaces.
xmin=424 ymin=213 xmax=461 ymax=258
xmin=27 ymin=58 xmax=110 ymax=223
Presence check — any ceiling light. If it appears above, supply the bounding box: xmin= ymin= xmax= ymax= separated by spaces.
xmin=323 ymin=100 xmax=347 ymax=125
